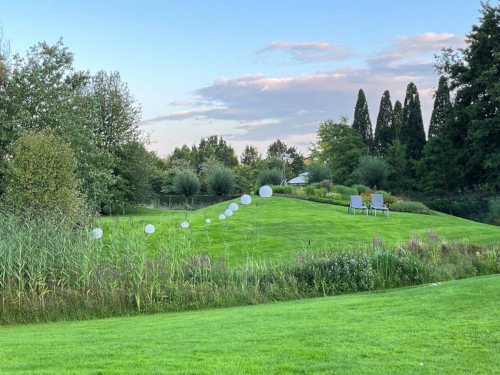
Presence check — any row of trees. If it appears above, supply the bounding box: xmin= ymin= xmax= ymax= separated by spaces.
xmin=313 ymin=3 xmax=499 ymax=213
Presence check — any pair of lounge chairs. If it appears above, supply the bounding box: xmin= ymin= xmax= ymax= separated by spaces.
xmin=348 ymin=194 xmax=389 ymax=217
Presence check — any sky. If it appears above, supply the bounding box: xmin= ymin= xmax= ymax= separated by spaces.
xmin=0 ymin=0 xmax=491 ymax=158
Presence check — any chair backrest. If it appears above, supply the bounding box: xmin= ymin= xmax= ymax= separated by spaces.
xmin=350 ymin=195 xmax=364 ymax=207
xmin=371 ymin=194 xmax=384 ymax=207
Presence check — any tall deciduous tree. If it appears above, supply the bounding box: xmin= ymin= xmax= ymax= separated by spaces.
xmin=266 ymin=139 xmax=305 ymax=179
xmin=436 ymin=3 xmax=500 ymax=190
xmin=240 ymin=145 xmax=261 ymax=166
xmin=89 ymin=70 xmax=141 ymax=153
xmin=392 ymin=100 xmax=403 ymax=140
xmin=313 ymin=118 xmax=367 ymax=185
xmin=400 ymin=82 xmax=426 ymax=161
xmin=428 ymin=76 xmax=451 ymax=138
xmin=373 ymin=90 xmax=393 ymax=157
xmin=352 ymin=89 xmax=373 ymax=151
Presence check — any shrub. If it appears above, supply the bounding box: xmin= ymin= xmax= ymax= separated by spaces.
xmin=306 ymin=162 xmax=331 ymax=183
xmin=304 ymin=183 xmax=320 ymax=196
xmin=392 ymin=200 xmax=432 ymax=214
xmin=352 ymin=184 xmax=370 ymax=194
xmin=332 ymin=185 xmax=358 ymax=200
xmin=206 ymin=166 xmax=236 ymax=199
xmin=325 ymin=192 xmax=342 ymax=200
xmin=319 ymin=179 xmax=333 ymax=191
xmin=172 ymin=170 xmax=200 ymax=205
xmin=5 ymin=129 xmax=83 ymax=221
xmin=352 ymin=155 xmax=388 ymax=190
xmin=258 ymin=168 xmax=282 ymax=186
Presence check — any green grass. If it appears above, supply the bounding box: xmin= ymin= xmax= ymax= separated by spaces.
xmin=99 ymin=196 xmax=500 ymax=265
xmin=1 ymin=275 xmax=498 ymax=374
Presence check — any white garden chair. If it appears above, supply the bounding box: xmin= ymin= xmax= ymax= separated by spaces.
xmin=370 ymin=194 xmax=389 ymax=217
xmin=348 ymin=195 xmax=368 ymax=215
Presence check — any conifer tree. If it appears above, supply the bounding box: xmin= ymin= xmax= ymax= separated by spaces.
xmin=352 ymin=89 xmax=373 ymax=150
xmin=392 ymin=100 xmax=403 ymax=140
xmin=373 ymin=90 xmax=393 ymax=157
xmin=428 ymin=76 xmax=451 ymax=138
xmin=400 ymin=82 xmax=426 ymax=161
xmin=436 ymin=3 xmax=500 ymax=190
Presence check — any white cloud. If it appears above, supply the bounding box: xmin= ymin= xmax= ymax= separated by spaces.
xmin=145 ymin=33 xmax=467 ymax=157
xmin=258 ymin=40 xmax=359 ymax=63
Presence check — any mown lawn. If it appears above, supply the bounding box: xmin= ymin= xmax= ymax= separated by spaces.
xmin=99 ymin=197 xmax=500 ymax=265
xmin=1 ymin=275 xmax=498 ymax=374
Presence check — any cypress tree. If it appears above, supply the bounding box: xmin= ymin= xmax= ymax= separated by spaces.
xmin=352 ymin=89 xmax=373 ymax=151
xmin=392 ymin=100 xmax=403 ymax=140
xmin=400 ymin=82 xmax=426 ymax=161
xmin=373 ymin=90 xmax=393 ymax=157
xmin=428 ymin=76 xmax=451 ymax=138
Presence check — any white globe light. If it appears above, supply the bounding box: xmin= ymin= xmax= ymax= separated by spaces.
xmin=224 ymin=208 xmax=233 ymax=217
xmin=92 ymin=227 xmax=103 ymax=239
xmin=144 ymin=224 xmax=155 ymax=234
xmin=205 ymin=218 xmax=211 ymax=224
xmin=229 ymin=203 xmax=239 ymax=211
xmin=259 ymin=185 xmax=273 ymax=198
xmin=241 ymin=194 xmax=252 ymax=205
xmin=181 ymin=221 xmax=189 ymax=228
xmin=219 ymin=214 xmax=226 ymax=220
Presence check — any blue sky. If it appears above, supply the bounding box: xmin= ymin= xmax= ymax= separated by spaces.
xmin=1 ymin=0 xmax=489 ymax=157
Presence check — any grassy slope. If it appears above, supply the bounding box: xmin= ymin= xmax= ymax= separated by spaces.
xmin=1 ymin=275 xmax=498 ymax=374
xmin=99 ymin=197 xmax=500 ymax=265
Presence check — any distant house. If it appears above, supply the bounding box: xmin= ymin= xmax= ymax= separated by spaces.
xmin=288 ymin=172 xmax=308 ymax=186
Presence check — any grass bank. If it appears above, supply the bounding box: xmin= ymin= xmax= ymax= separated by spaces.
xmin=1 ymin=275 xmax=498 ymax=374
xmin=100 ymin=197 xmax=500 ymax=265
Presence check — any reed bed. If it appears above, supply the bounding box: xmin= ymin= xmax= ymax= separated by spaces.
xmin=0 ymin=211 xmax=499 ymax=325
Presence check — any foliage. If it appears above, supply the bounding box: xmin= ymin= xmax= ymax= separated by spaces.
xmin=373 ymin=90 xmax=394 ymax=157
xmin=266 ymin=139 xmax=305 ymax=179
xmin=352 ymin=155 xmax=388 ymax=190
xmin=428 ymin=76 xmax=451 ymax=138
xmin=206 ymin=166 xmax=236 ymax=198
xmin=436 ymin=3 xmax=500 ymax=190
xmin=331 ymin=185 xmax=358 ymax=200
xmin=384 ymin=140 xmax=408 ymax=193
xmin=192 ymin=135 xmax=239 ymax=172
xmin=305 ymin=161 xmax=331 ymax=183
xmin=400 ymin=82 xmax=426 ymax=161
xmin=391 ymin=200 xmax=432 ymax=215
xmin=240 ymin=144 xmax=261 ymax=166
xmin=352 ymin=89 xmax=373 ymax=150
xmin=5 ymin=130 xmax=83 ymax=219
xmin=352 ymin=184 xmax=369 ymax=194
xmin=173 ymin=170 xmax=200 ymax=205
xmin=233 ymin=164 xmax=257 ymax=194
xmin=416 ymin=137 xmax=462 ymax=214
xmin=258 ymin=168 xmax=282 ymax=186
xmin=313 ymin=118 xmax=367 ymax=185
xmin=392 ymin=100 xmax=403 ymax=140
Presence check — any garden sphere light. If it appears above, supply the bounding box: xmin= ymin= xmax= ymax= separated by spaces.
xmin=206 ymin=218 xmax=211 ymax=224
xmin=224 ymin=209 xmax=233 ymax=217
xmin=144 ymin=224 xmax=155 ymax=234
xmin=181 ymin=221 xmax=189 ymax=228
xmin=259 ymin=185 xmax=273 ymax=198
xmin=219 ymin=214 xmax=226 ymax=220
xmin=241 ymin=194 xmax=251 ymax=205
xmin=229 ymin=203 xmax=239 ymax=211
